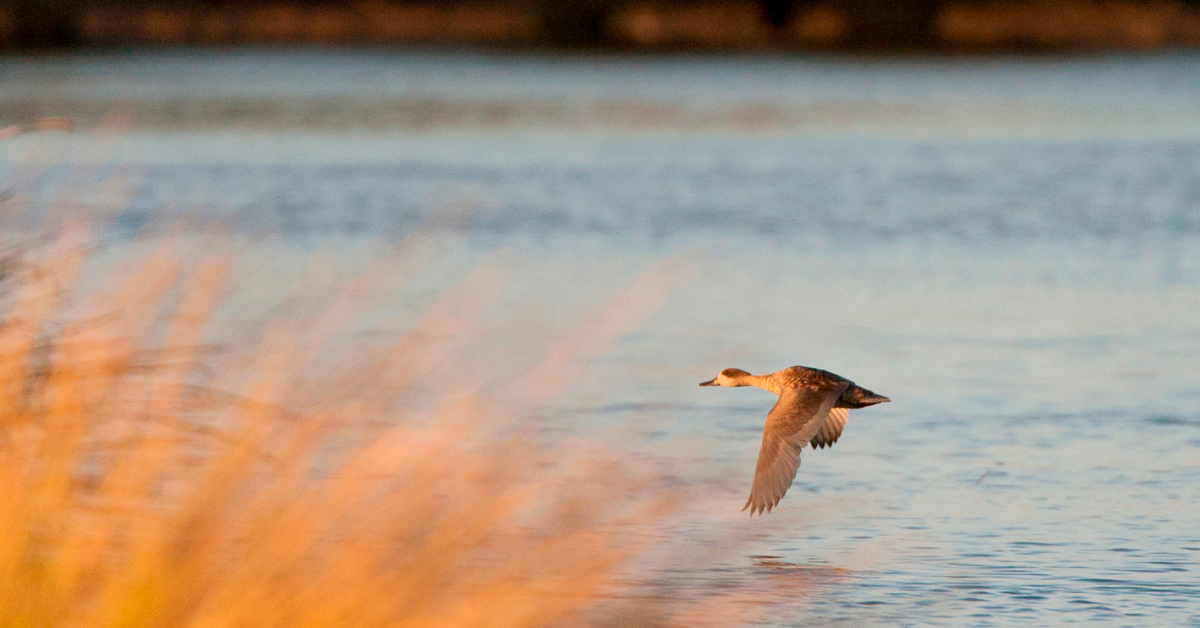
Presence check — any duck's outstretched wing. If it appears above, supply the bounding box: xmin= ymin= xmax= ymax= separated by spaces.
xmin=810 ymin=407 xmax=849 ymax=450
xmin=744 ymin=383 xmax=848 ymax=516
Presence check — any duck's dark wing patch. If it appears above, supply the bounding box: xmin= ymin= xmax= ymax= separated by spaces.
xmin=744 ymin=382 xmax=848 ymax=516
xmin=810 ymin=407 xmax=849 ymax=450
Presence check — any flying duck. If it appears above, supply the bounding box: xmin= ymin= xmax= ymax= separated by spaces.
xmin=701 ymin=366 xmax=889 ymax=515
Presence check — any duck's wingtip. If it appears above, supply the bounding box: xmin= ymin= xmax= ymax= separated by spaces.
xmin=743 ymin=498 xmax=765 ymax=516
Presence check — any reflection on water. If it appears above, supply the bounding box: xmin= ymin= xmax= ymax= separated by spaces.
xmin=2 ymin=51 xmax=1200 ymax=626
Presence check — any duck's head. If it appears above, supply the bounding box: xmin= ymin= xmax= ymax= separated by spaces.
xmin=699 ymin=368 xmax=752 ymax=387
xmin=840 ymin=384 xmax=890 ymax=408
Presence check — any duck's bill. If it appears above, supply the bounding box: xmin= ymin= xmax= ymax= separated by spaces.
xmin=699 ymin=378 xmax=717 ymax=386
xmin=856 ymin=393 xmax=890 ymax=406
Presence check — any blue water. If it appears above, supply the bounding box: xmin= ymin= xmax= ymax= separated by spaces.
xmin=2 ymin=50 xmax=1199 ymax=626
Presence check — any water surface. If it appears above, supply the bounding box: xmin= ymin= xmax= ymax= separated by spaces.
xmin=2 ymin=51 xmax=1199 ymax=626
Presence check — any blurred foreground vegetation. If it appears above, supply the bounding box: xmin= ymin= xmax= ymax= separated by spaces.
xmin=0 ymin=224 xmax=686 ymax=627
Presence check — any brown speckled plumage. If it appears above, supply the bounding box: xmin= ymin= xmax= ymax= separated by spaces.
xmin=699 ymin=365 xmax=889 ymax=515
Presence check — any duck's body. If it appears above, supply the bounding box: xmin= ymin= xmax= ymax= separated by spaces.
xmin=700 ymin=365 xmax=889 ymax=515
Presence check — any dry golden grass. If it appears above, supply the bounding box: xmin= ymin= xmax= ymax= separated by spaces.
xmin=0 ymin=226 xmax=679 ymax=628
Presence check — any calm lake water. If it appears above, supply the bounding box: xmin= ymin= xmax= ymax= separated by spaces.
xmin=3 ymin=51 xmax=1200 ymax=626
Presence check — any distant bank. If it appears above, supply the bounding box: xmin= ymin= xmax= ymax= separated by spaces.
xmin=3 ymin=0 xmax=1200 ymax=52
